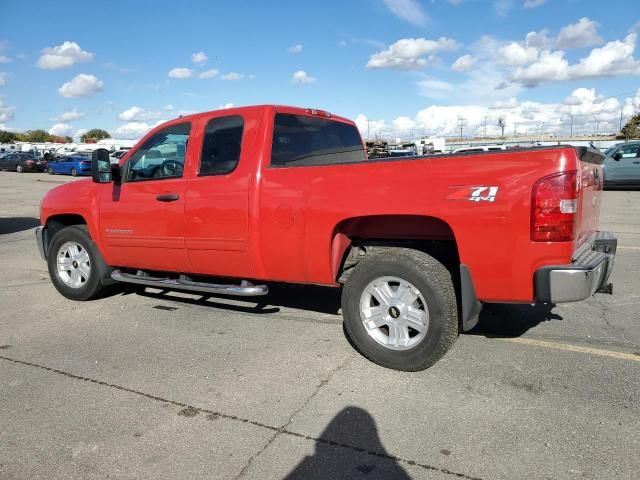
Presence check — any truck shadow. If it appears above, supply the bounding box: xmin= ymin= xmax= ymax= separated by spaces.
xmin=0 ymin=217 xmax=40 ymax=235
xmin=284 ymin=406 xmax=411 ymax=479
xmin=132 ymin=284 xmax=562 ymax=338
xmin=132 ymin=282 xmax=342 ymax=316
xmin=469 ymin=303 xmax=563 ymax=338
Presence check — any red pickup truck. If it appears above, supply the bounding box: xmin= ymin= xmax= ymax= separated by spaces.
xmin=36 ymin=105 xmax=616 ymax=371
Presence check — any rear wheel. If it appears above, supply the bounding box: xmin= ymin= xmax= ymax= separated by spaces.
xmin=47 ymin=225 xmax=113 ymax=301
xmin=16 ymin=164 xmax=24 ymax=173
xmin=71 ymin=167 xmax=78 ymax=176
xmin=341 ymin=248 xmax=458 ymax=371
xmin=48 ymin=167 xmax=54 ymax=175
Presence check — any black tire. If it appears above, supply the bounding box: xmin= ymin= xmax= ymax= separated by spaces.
xmin=71 ymin=167 xmax=78 ymax=177
xmin=341 ymin=247 xmax=458 ymax=371
xmin=48 ymin=167 xmax=54 ymax=175
xmin=47 ymin=225 xmax=113 ymax=301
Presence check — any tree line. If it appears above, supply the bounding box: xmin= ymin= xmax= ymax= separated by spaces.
xmin=0 ymin=128 xmax=111 ymax=144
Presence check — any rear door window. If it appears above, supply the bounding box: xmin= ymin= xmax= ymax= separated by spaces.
xmin=270 ymin=114 xmax=365 ymax=167
xmin=199 ymin=116 xmax=244 ymax=175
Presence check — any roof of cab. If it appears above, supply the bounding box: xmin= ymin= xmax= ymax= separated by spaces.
xmin=165 ymin=104 xmax=354 ymax=126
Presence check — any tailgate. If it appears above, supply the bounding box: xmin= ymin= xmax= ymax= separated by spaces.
xmin=576 ymin=147 xmax=605 ymax=247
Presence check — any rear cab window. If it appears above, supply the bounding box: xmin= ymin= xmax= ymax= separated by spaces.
xmin=270 ymin=113 xmax=365 ymax=167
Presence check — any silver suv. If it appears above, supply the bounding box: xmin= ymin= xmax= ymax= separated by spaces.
xmin=603 ymin=141 xmax=640 ymax=188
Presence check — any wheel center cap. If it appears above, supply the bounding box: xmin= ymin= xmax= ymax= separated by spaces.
xmin=388 ymin=306 xmax=401 ymax=319
xmin=72 ymin=261 xmax=78 ymax=268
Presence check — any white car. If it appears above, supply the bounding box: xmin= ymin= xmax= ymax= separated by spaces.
xmin=452 ymin=145 xmax=507 ymax=154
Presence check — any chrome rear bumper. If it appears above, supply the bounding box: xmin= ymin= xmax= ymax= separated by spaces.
xmin=535 ymin=231 xmax=616 ymax=303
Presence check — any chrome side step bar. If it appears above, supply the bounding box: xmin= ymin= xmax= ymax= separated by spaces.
xmin=111 ymin=270 xmax=268 ymax=297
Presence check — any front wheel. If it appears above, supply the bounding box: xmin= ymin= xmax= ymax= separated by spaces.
xmin=16 ymin=164 xmax=24 ymax=173
xmin=47 ymin=225 xmax=113 ymax=301
xmin=341 ymin=248 xmax=458 ymax=371
xmin=71 ymin=167 xmax=78 ymax=176
xmin=48 ymin=167 xmax=54 ymax=175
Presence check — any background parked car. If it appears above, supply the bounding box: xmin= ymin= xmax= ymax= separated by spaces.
xmin=47 ymin=154 xmax=92 ymax=176
xmin=603 ymin=141 xmax=640 ymax=188
xmin=0 ymin=151 xmax=46 ymax=172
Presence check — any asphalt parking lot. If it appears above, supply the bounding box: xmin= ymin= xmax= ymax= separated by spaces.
xmin=0 ymin=172 xmax=638 ymax=480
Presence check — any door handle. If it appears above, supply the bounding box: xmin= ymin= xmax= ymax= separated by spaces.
xmin=156 ymin=193 xmax=180 ymax=202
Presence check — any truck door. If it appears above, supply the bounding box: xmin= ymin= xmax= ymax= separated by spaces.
xmin=98 ymin=122 xmax=192 ymax=272
xmin=184 ymin=114 xmax=252 ymax=277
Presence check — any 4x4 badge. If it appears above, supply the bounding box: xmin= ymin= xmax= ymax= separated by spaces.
xmin=448 ymin=186 xmax=499 ymax=202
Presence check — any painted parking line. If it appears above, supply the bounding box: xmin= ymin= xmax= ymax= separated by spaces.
xmin=617 ymin=246 xmax=640 ymax=251
xmin=500 ymin=337 xmax=640 ymax=362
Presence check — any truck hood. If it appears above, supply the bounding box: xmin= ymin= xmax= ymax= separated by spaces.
xmin=40 ymin=179 xmax=98 ymax=225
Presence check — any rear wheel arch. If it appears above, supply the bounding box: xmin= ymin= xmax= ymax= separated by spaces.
xmin=330 ymin=214 xmax=459 ymax=282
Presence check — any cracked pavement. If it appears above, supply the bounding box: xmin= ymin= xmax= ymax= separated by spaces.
xmin=1 ymin=173 xmax=639 ymax=479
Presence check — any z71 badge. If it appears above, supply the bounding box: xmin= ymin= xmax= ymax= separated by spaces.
xmin=448 ymin=186 xmax=499 ymax=202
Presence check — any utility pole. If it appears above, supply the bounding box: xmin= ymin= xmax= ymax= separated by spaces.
xmin=569 ymin=114 xmax=574 ymax=138
xmin=457 ymin=116 xmax=466 ymax=141
xmin=619 ymin=108 xmax=624 ymax=133
xmin=595 ymin=116 xmax=600 ymax=137
xmin=367 ymin=120 xmax=371 ymax=140
xmin=483 ymin=116 xmax=488 ymax=139
xmin=497 ymin=118 xmax=505 ymax=138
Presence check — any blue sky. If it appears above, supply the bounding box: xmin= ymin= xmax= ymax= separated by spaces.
xmin=0 ymin=0 xmax=639 ymax=139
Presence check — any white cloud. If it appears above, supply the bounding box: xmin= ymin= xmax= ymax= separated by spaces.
xmin=556 ymin=17 xmax=603 ymax=49
xmin=37 ymin=41 xmax=93 ymax=70
xmin=163 ymin=104 xmax=175 ymax=111
xmin=168 ymin=67 xmax=193 ymax=79
xmin=494 ymin=0 xmax=514 ymax=17
xmin=291 ymin=70 xmax=316 ymax=84
xmin=191 ymin=51 xmax=208 ymax=64
xmin=220 ymin=72 xmax=245 ymax=80
xmin=512 ymin=33 xmax=640 ymax=86
xmin=366 ymin=37 xmax=460 ymax=70
xmin=117 ymin=106 xmax=167 ymax=122
xmin=56 ymin=109 xmax=85 ymax=121
xmin=524 ymin=0 xmax=545 ymax=7
xmin=490 ymin=97 xmax=520 ymax=109
xmin=113 ymin=122 xmax=154 ymax=139
xmin=118 ymin=106 xmax=145 ymax=121
xmin=198 ymin=68 xmax=219 ymax=79
xmin=48 ymin=123 xmax=74 ymax=137
xmin=0 ymin=56 xmax=10 ymax=63
xmin=354 ymin=114 xmax=387 ymax=138
xmin=58 ymin=74 xmax=103 ymax=98
xmin=418 ymin=78 xmax=456 ymax=99
xmin=355 ymin=87 xmax=640 ymax=139
xmin=0 ymin=100 xmax=15 ymax=123
xmin=452 ymin=54 xmax=477 ymax=72
xmin=0 ymin=72 xmax=7 ymax=87
xmin=499 ymin=42 xmax=539 ymax=65
xmin=289 ymin=44 xmax=303 ymax=53
xmin=383 ymin=0 xmax=428 ymax=27
xmin=392 ymin=116 xmax=416 ymax=131
xmin=218 ymin=103 xmax=234 ymax=109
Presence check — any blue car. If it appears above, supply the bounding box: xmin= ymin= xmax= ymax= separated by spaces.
xmin=47 ymin=154 xmax=92 ymax=176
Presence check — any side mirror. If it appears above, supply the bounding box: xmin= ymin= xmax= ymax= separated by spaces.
xmin=91 ymin=148 xmax=118 ymax=183
xmin=613 ymin=152 xmax=623 ymax=161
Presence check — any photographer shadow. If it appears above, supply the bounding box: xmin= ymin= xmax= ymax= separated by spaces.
xmin=285 ymin=406 xmax=410 ymax=479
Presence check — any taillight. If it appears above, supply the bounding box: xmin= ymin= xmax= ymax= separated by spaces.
xmin=531 ymin=171 xmax=580 ymax=242
xmin=26 ymin=160 xmax=35 ymax=165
